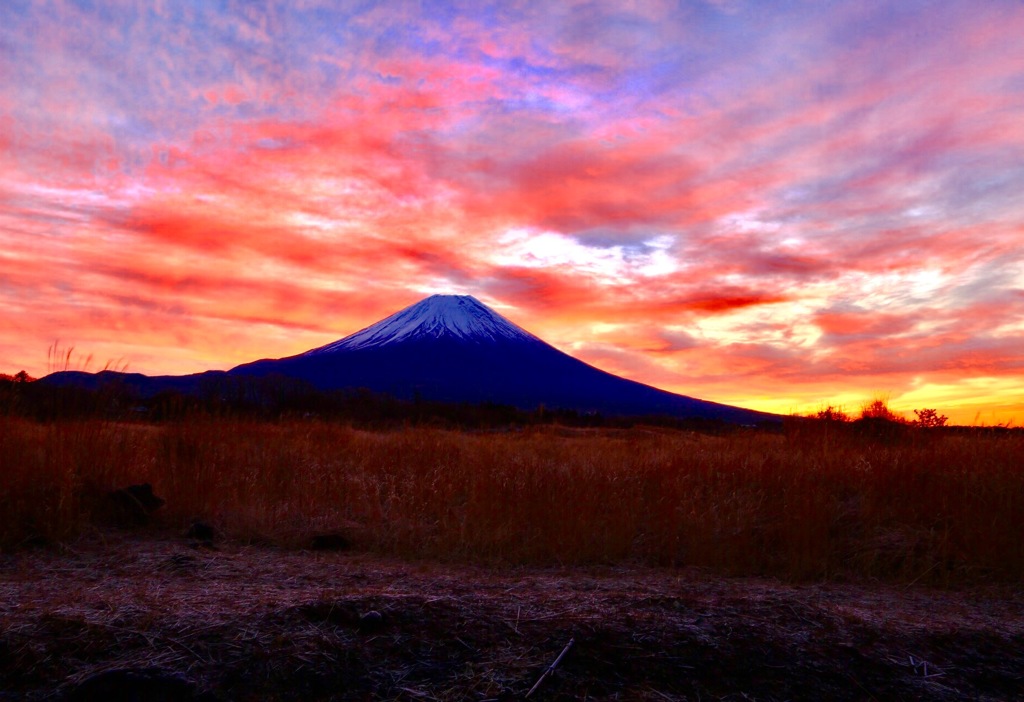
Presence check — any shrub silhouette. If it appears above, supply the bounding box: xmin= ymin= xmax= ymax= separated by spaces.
xmin=814 ymin=405 xmax=851 ymax=423
xmin=850 ymin=398 xmax=911 ymax=444
xmin=859 ymin=398 xmax=905 ymax=423
xmin=913 ymin=408 xmax=948 ymax=428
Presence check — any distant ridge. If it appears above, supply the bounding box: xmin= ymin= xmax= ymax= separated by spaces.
xmin=43 ymin=294 xmax=778 ymax=424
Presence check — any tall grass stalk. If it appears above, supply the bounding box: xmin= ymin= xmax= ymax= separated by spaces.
xmin=1 ymin=418 xmax=1020 ymax=584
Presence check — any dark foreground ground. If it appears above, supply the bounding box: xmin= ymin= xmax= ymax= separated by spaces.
xmin=1 ymin=533 xmax=1022 ymax=701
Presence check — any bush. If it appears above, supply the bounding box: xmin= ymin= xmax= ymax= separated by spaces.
xmin=913 ymin=408 xmax=948 ymax=428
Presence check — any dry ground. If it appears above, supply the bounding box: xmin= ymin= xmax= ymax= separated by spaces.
xmin=1 ymin=532 xmax=1022 ymax=701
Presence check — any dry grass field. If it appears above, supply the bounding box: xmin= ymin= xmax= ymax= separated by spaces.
xmin=2 ymin=417 xmax=1022 ymax=584
xmin=3 ymin=534 xmax=1022 ymax=701
xmin=2 ymin=417 xmax=1023 ymax=700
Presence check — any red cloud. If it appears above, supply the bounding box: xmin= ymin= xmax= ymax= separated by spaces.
xmin=814 ymin=310 xmax=918 ymax=338
xmin=2 ymin=0 xmax=1023 ymax=426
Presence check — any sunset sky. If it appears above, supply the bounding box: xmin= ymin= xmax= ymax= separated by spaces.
xmin=2 ymin=0 xmax=1023 ymax=424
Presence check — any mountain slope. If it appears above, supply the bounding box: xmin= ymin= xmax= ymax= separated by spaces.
xmin=41 ymin=294 xmax=776 ymax=423
xmin=227 ymin=295 xmax=774 ymax=423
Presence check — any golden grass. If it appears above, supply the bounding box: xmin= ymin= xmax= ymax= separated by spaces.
xmin=1 ymin=418 xmax=1021 ymax=583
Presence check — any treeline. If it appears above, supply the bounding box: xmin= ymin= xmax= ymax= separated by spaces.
xmin=785 ymin=400 xmax=1022 ymax=443
xmin=0 ymin=372 xmax=760 ymax=434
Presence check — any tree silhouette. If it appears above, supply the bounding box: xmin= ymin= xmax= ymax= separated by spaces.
xmin=913 ymin=408 xmax=948 ymax=428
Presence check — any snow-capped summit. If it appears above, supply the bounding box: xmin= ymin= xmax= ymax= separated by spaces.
xmin=304 ymin=294 xmax=541 ymax=354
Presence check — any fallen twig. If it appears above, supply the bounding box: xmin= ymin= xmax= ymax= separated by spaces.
xmin=525 ymin=637 xmax=574 ymax=699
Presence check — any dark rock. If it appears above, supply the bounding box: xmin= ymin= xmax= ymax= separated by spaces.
xmin=310 ymin=533 xmax=351 ymax=551
xmin=186 ymin=521 xmax=216 ymax=541
xmin=122 ymin=483 xmax=165 ymax=512
xmin=100 ymin=484 xmax=165 ymax=527
xmin=64 ymin=667 xmax=204 ymax=701
xmin=358 ymin=610 xmax=385 ymax=633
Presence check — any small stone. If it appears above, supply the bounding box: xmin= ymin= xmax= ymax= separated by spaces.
xmin=358 ymin=610 xmax=385 ymax=633
xmin=186 ymin=521 xmax=216 ymax=541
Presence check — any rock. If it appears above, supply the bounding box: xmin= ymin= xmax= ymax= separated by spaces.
xmin=101 ymin=484 xmax=165 ymax=527
xmin=64 ymin=667 xmax=204 ymax=701
xmin=185 ymin=521 xmax=216 ymax=541
xmin=358 ymin=610 xmax=385 ymax=633
xmin=310 ymin=533 xmax=351 ymax=551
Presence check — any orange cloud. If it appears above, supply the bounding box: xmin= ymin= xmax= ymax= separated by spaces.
xmin=1 ymin=0 xmax=1023 ymax=425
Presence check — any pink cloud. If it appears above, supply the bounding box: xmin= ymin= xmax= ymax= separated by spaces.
xmin=1 ymin=0 xmax=1023 ymax=424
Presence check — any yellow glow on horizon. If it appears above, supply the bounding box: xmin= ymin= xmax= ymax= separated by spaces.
xmin=715 ymin=383 xmax=1023 ymax=427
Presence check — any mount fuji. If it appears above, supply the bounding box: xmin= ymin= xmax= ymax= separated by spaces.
xmin=43 ymin=295 xmax=776 ymax=424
